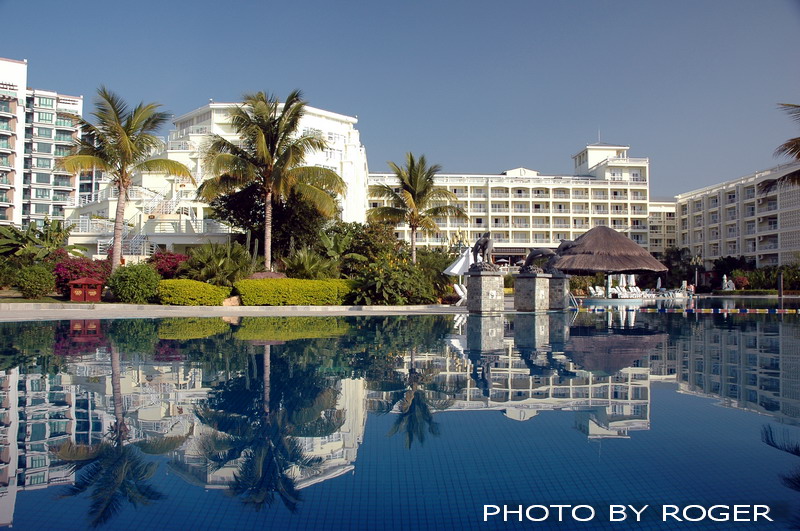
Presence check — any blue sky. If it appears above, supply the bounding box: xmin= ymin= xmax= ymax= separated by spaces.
xmin=2 ymin=0 xmax=799 ymax=198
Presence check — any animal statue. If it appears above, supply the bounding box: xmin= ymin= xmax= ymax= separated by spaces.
xmin=472 ymin=232 xmax=493 ymax=264
xmin=523 ymin=247 xmax=556 ymax=268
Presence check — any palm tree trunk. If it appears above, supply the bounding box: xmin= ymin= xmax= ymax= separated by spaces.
xmin=110 ymin=345 xmax=127 ymax=442
xmin=263 ymin=344 xmax=271 ymax=415
xmin=264 ymin=190 xmax=273 ymax=271
xmin=111 ymin=184 xmax=127 ymax=272
xmin=410 ymin=227 xmax=417 ymax=264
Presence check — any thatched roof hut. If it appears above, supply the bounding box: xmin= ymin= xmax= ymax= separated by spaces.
xmin=551 ymin=226 xmax=667 ymax=273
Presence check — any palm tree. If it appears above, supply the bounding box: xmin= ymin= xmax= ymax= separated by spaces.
xmin=198 ymin=91 xmax=346 ymax=270
xmin=61 ymin=87 xmax=192 ymax=271
xmin=368 ymin=153 xmax=466 ymax=263
xmin=758 ymin=103 xmax=800 ymax=193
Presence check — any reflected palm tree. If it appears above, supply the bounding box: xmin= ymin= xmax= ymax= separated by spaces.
xmin=195 ymin=344 xmax=326 ymax=512
xmin=52 ymin=345 xmax=189 ymax=527
xmin=761 ymin=425 xmax=800 ymax=529
xmin=383 ymin=348 xmax=460 ymax=448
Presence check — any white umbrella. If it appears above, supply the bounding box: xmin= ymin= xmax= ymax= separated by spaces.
xmin=656 ymin=277 xmax=662 ymax=290
xmin=628 ymin=274 xmax=636 ymax=287
xmin=444 ymin=248 xmax=473 ymax=276
xmin=618 ymin=274 xmax=626 ymax=288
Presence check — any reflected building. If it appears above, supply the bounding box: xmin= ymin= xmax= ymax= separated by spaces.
xmin=169 ymin=378 xmax=368 ymax=490
xmin=371 ymin=313 xmax=663 ymax=440
xmin=676 ymin=317 xmax=800 ymax=425
xmin=0 ymin=368 xmax=78 ymax=526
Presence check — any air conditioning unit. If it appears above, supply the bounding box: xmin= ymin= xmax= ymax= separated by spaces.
xmin=758 ymin=218 xmax=763 ymax=223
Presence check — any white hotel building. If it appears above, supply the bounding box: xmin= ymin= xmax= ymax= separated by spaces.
xmin=369 ymin=143 xmax=667 ymax=260
xmin=675 ymin=162 xmax=800 ymax=268
xmin=67 ymin=101 xmax=369 ymax=258
xmin=0 ymin=57 xmax=83 ymax=228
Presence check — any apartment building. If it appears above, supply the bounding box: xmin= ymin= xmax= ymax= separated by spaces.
xmin=368 ymin=143 xmax=659 ymax=260
xmin=67 ymin=101 xmax=369 ymax=258
xmin=0 ymin=57 xmax=82 ymax=228
xmin=647 ymin=199 xmax=678 ymax=255
xmin=675 ymin=162 xmax=800 ymax=267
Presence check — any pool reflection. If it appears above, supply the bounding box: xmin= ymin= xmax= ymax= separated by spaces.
xmin=0 ymin=311 xmax=798 ymax=528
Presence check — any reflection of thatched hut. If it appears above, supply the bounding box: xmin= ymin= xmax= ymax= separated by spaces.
xmin=551 ymin=226 xmax=667 ymax=274
xmin=565 ymin=331 xmax=668 ymax=375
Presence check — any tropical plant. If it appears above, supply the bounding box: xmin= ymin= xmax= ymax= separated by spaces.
xmin=60 ymin=87 xmax=192 ymax=272
xmin=367 ymin=153 xmax=466 ymax=263
xmin=347 ymin=252 xmax=436 ymax=305
xmin=282 ymin=247 xmax=338 ymax=280
xmin=0 ymin=219 xmax=85 ymax=264
xmin=178 ymin=242 xmax=258 ymax=287
xmin=318 ymin=231 xmax=366 ymax=264
xmin=759 ymin=103 xmax=800 ymax=193
xmin=198 ymin=90 xmax=346 ymax=270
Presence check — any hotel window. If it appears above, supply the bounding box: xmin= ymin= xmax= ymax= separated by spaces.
xmin=36 ymin=97 xmax=55 ymax=108
xmin=34 ymin=188 xmax=49 ymax=199
xmin=34 ymin=158 xmax=51 ymax=169
xmin=36 ymin=112 xmax=54 ymax=123
xmin=35 ymin=127 xmax=52 ymax=138
xmin=0 ymin=155 xmax=8 ymax=166
xmin=34 ymin=173 xmax=50 ymax=184
xmin=727 ymin=192 xmax=736 ymax=203
xmin=35 ymin=142 xmax=52 ymax=154
xmin=54 ymin=130 xmax=73 ymax=142
xmin=630 ymin=169 xmax=641 ymax=180
xmin=34 ymin=204 xmax=49 ymax=215
xmin=0 ymin=101 xmax=10 ymax=113
xmin=0 ymin=118 xmax=10 ymax=131
xmin=610 ymin=168 xmax=623 ymax=179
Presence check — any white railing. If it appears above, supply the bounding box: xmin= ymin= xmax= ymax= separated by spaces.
xmin=72 ymin=218 xmax=115 ymax=233
xmin=78 ymin=185 xmax=161 ymax=206
xmin=148 ymin=220 xmax=237 ymax=234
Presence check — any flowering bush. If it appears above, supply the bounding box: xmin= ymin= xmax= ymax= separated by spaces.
xmin=147 ymin=251 xmax=189 ymax=279
xmin=733 ymin=276 xmax=749 ymax=290
xmin=52 ymin=257 xmax=111 ymax=296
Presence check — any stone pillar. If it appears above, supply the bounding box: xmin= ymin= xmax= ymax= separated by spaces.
xmin=549 ymin=274 xmax=570 ymax=310
xmin=466 ymin=270 xmax=504 ymax=314
xmin=514 ymin=273 xmax=551 ymax=312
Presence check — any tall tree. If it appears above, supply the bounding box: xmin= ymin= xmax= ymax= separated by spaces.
xmin=367 ymin=153 xmax=466 ymax=263
xmin=759 ymin=103 xmax=800 ymax=193
xmin=198 ymin=90 xmax=346 ymax=270
xmin=61 ymin=88 xmax=192 ymax=271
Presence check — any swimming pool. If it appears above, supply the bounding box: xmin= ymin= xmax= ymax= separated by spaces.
xmin=1 ymin=310 xmax=799 ymax=530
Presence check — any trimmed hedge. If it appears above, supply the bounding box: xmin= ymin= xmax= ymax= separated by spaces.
xmin=235 ymin=278 xmax=354 ymax=306
xmin=158 ymin=279 xmax=232 ymax=306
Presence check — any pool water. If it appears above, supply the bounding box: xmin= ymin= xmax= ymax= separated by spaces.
xmin=1 ymin=310 xmax=800 ymax=530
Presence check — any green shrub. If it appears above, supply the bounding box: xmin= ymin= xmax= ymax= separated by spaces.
xmin=0 ymin=257 xmax=16 ymax=288
xmin=107 ymin=264 xmax=161 ymax=304
xmin=282 ymin=247 xmax=338 ymax=279
xmin=178 ymin=242 xmax=258 ymax=287
xmin=235 ymin=278 xmax=353 ymax=306
xmin=346 ymin=253 xmax=435 ymax=305
xmin=15 ymin=265 xmax=55 ymax=299
xmin=158 ymin=279 xmax=232 ymax=306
